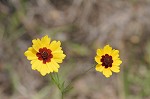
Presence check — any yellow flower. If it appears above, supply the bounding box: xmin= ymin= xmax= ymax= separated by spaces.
xmin=95 ymin=45 xmax=122 ymax=78
xmin=24 ymin=35 xmax=66 ymax=76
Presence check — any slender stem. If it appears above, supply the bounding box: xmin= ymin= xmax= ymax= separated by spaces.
xmin=50 ymin=73 xmax=64 ymax=99
xmin=50 ymin=66 xmax=95 ymax=99
xmin=61 ymin=93 xmax=64 ymax=99
xmin=71 ymin=65 xmax=95 ymax=82
xmin=83 ymin=66 xmax=95 ymax=74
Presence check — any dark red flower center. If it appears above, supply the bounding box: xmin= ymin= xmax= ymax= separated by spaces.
xmin=36 ymin=47 xmax=53 ymax=64
xmin=101 ymin=54 xmax=113 ymax=68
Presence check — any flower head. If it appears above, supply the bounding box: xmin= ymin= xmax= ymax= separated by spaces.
xmin=95 ymin=45 xmax=122 ymax=78
xmin=24 ymin=35 xmax=66 ymax=76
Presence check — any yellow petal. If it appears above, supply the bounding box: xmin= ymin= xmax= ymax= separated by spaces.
xmin=32 ymin=60 xmax=51 ymax=76
xmin=110 ymin=66 xmax=120 ymax=73
xmin=36 ymin=62 xmax=43 ymax=72
xmin=28 ymin=47 xmax=37 ymax=54
xmin=31 ymin=60 xmax=36 ymax=64
xmin=40 ymin=64 xmax=49 ymax=76
xmin=111 ymin=50 xmax=119 ymax=60
xmin=113 ymin=59 xmax=122 ymax=66
xmin=31 ymin=60 xmax=42 ymax=70
xmin=32 ymin=39 xmax=43 ymax=51
xmin=95 ymin=56 xmax=101 ymax=64
xmin=24 ymin=51 xmax=37 ymax=60
xmin=41 ymin=35 xmax=51 ymax=46
xmin=51 ymin=60 xmax=59 ymax=72
xmin=104 ymin=45 xmax=112 ymax=55
xmin=51 ymin=65 xmax=58 ymax=72
xmin=53 ymin=53 xmax=66 ymax=59
xmin=103 ymin=68 xmax=112 ymax=78
xmin=55 ymin=47 xmax=62 ymax=51
xmin=49 ymin=41 xmax=61 ymax=51
xmin=46 ymin=62 xmax=54 ymax=72
xmin=51 ymin=59 xmax=60 ymax=68
xmin=53 ymin=59 xmax=63 ymax=63
xmin=97 ymin=49 xmax=104 ymax=56
xmin=52 ymin=50 xmax=63 ymax=54
xmin=95 ymin=64 xmax=104 ymax=72
xmin=47 ymin=62 xmax=58 ymax=72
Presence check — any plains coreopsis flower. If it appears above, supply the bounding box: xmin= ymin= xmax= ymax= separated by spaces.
xmin=24 ymin=35 xmax=66 ymax=76
xmin=95 ymin=45 xmax=122 ymax=78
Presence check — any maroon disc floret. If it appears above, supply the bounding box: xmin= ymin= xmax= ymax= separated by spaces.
xmin=36 ymin=47 xmax=53 ymax=64
xmin=101 ymin=54 xmax=113 ymax=68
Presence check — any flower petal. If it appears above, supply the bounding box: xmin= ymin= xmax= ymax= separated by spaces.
xmin=32 ymin=39 xmax=43 ymax=51
xmin=31 ymin=60 xmax=42 ymax=70
xmin=95 ymin=64 xmax=104 ymax=72
xmin=46 ymin=62 xmax=54 ymax=72
xmin=104 ymin=45 xmax=112 ymax=55
xmin=52 ymin=59 xmax=63 ymax=63
xmin=52 ymin=50 xmax=63 ymax=54
xmin=97 ymin=49 xmax=104 ymax=56
xmin=49 ymin=41 xmax=61 ymax=51
xmin=95 ymin=56 xmax=101 ymax=64
xmin=113 ymin=59 xmax=122 ymax=66
xmin=103 ymin=68 xmax=112 ymax=78
xmin=28 ymin=47 xmax=37 ymax=54
xmin=24 ymin=51 xmax=37 ymax=60
xmin=110 ymin=66 xmax=120 ymax=73
xmin=41 ymin=35 xmax=51 ymax=46
xmin=51 ymin=59 xmax=60 ymax=68
xmin=111 ymin=50 xmax=119 ymax=60
xmin=47 ymin=61 xmax=58 ymax=72
xmin=53 ymin=53 xmax=66 ymax=59
xmin=40 ymin=64 xmax=49 ymax=76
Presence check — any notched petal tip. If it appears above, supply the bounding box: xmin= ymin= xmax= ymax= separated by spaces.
xmin=95 ymin=56 xmax=101 ymax=64
xmin=104 ymin=44 xmax=112 ymax=49
xmin=96 ymin=49 xmax=103 ymax=56
xmin=63 ymin=54 xmax=66 ymax=58
xmin=41 ymin=72 xmax=47 ymax=76
xmin=57 ymin=41 xmax=61 ymax=45
xmin=105 ymin=75 xmax=111 ymax=78
xmin=102 ymin=68 xmax=112 ymax=78
xmin=120 ymin=60 xmax=122 ymax=64
xmin=105 ymin=44 xmax=110 ymax=47
xmin=54 ymin=69 xmax=58 ymax=72
xmin=95 ymin=64 xmax=104 ymax=72
xmin=42 ymin=35 xmax=51 ymax=41
xmin=24 ymin=51 xmax=28 ymax=56
xmin=104 ymin=44 xmax=112 ymax=54
xmin=44 ymin=35 xmax=48 ymax=38
xmin=104 ymin=73 xmax=111 ymax=78
xmin=32 ymin=39 xmax=37 ymax=44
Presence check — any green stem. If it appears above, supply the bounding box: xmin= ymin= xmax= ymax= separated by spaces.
xmin=71 ymin=66 xmax=95 ymax=82
xmin=50 ymin=66 xmax=95 ymax=99
xmin=50 ymin=73 xmax=65 ymax=99
xmin=61 ymin=93 xmax=64 ymax=99
xmin=83 ymin=66 xmax=95 ymax=74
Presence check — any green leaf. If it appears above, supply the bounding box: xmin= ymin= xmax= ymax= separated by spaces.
xmin=50 ymin=73 xmax=73 ymax=98
xmin=63 ymin=84 xmax=73 ymax=94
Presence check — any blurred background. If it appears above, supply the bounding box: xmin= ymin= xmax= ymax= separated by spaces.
xmin=0 ymin=0 xmax=150 ymax=99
